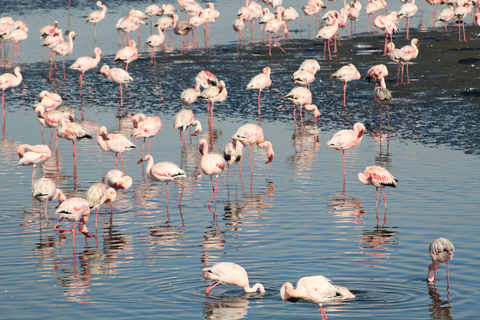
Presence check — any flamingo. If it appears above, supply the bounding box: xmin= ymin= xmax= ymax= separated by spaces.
xmin=291 ymin=70 xmax=315 ymax=87
xmin=34 ymin=105 xmax=72 ymax=141
xmin=223 ymin=140 xmax=244 ymax=179
xmin=37 ymin=90 xmax=63 ymax=111
xmin=174 ymin=21 xmax=193 ymax=54
xmin=69 ymin=47 xmax=102 ymax=96
xmin=374 ymin=76 xmax=392 ymax=130
xmin=364 ymin=64 xmax=389 ymax=87
xmin=16 ymin=144 xmax=52 ymax=181
xmin=180 ymin=81 xmax=201 ymax=108
xmin=386 ymin=42 xmax=406 ymax=86
xmin=233 ymin=14 xmax=246 ymax=52
xmin=259 ymin=8 xmax=275 ymax=42
xmin=374 ymin=15 xmax=398 ymax=55
xmin=400 ymin=38 xmax=419 ymax=84
xmin=246 ymin=66 xmax=272 ymax=115
xmin=198 ymin=80 xmax=228 ymax=114
xmin=5 ymin=25 xmax=28 ymax=64
xmin=84 ymin=183 xmax=117 ymax=225
xmin=131 ymin=113 xmax=162 ymax=155
xmin=428 ymin=238 xmax=455 ymax=283
xmin=0 ymin=67 xmax=22 ymax=117
xmin=173 ymin=109 xmax=202 ymax=142
xmin=398 ymin=0 xmax=418 ymax=40
xmin=297 ymin=59 xmax=321 ymax=75
xmin=196 ymin=70 xmax=218 ymax=88
xmin=265 ymin=6 xmax=287 ymax=56
xmin=300 ymin=4 xmax=320 ymax=33
xmin=53 ymin=197 xmax=95 ymax=246
xmin=280 ymin=275 xmax=355 ymax=320
xmin=102 ymin=169 xmax=133 ymax=190
xmin=137 ymin=154 xmax=187 ymax=206
xmin=85 ymin=1 xmax=107 ymax=41
xmin=316 ymin=16 xmax=339 ymax=60
xmin=326 ymin=122 xmax=365 ymax=176
xmin=97 ymin=126 xmax=137 ymax=172
xmin=199 ymin=138 xmax=226 ymax=206
xmin=58 ymin=115 xmax=93 ymax=158
xmin=154 ymin=14 xmax=179 ymax=40
xmin=358 ymin=165 xmax=398 ymax=208
xmin=284 ymin=87 xmax=316 ymax=122
xmin=330 ymin=63 xmax=361 ymax=107
xmin=32 ymin=178 xmax=66 ymax=221
xmin=146 ymin=25 xmax=165 ymax=65
xmin=436 ymin=5 xmax=454 ymax=37
xmin=100 ymin=65 xmax=133 ymax=106
xmin=283 ymin=7 xmax=299 ymax=39
xmin=203 ymin=262 xmax=266 ymax=295
xmin=39 ymin=21 xmax=58 ymax=39
xmin=49 ymin=31 xmax=75 ymax=80
xmin=231 ymin=124 xmax=274 ymax=174
xmin=114 ymin=40 xmax=138 ymax=71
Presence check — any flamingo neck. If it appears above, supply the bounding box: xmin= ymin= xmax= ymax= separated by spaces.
xmin=244 ymin=282 xmax=265 ymax=293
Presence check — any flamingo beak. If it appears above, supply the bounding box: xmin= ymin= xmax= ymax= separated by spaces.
xmin=83 ymin=232 xmax=95 ymax=238
xmin=265 ymin=155 xmax=273 ymax=164
xmin=191 ymin=129 xmax=199 ymax=136
xmin=137 ymin=158 xmax=144 ymax=164
xmin=101 ymin=132 xmax=110 ymax=140
xmin=199 ymin=144 xmax=204 ymax=155
xmin=287 ymin=297 xmax=300 ymax=303
xmin=133 ymin=120 xmax=138 ymax=128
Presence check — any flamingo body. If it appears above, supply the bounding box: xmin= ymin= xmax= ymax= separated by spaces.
xmin=203 ymin=262 xmax=266 ymax=295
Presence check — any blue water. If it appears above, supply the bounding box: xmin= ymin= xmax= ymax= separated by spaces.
xmin=1 ymin=1 xmax=479 ymax=319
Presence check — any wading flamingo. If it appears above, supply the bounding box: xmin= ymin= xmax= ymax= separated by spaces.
xmin=84 ymin=183 xmax=117 ymax=225
xmin=330 ymin=63 xmax=361 ymax=107
xmin=173 ymin=109 xmax=202 ymax=142
xmin=0 ymin=67 xmax=22 ymax=117
xmin=54 ymin=197 xmax=95 ymax=246
xmin=97 ymin=126 xmax=137 ymax=172
xmin=246 ymin=66 xmax=272 ymax=116
xmin=131 ymin=113 xmax=162 ymax=155
xmin=100 ymin=65 xmax=133 ymax=106
xmin=358 ymin=165 xmax=398 ymax=208
xmin=326 ymin=122 xmax=365 ymax=176
xmin=428 ymin=237 xmax=455 ymax=284
xmin=17 ymin=144 xmax=52 ymax=181
xmin=32 ymin=178 xmax=66 ymax=221
xmin=199 ymin=138 xmax=226 ymax=206
xmin=203 ymin=262 xmax=266 ymax=295
xmin=114 ymin=40 xmax=138 ymax=71
xmin=86 ymin=1 xmax=107 ymax=41
xmin=102 ymin=169 xmax=133 ymax=190
xmin=69 ymin=47 xmax=102 ymax=96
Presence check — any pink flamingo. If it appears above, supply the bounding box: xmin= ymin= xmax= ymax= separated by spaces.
xmin=5 ymin=25 xmax=28 ymax=64
xmin=154 ymin=14 xmax=179 ymax=41
xmin=231 ymin=124 xmax=274 ymax=174
xmin=17 ymin=144 xmax=52 ymax=181
xmin=173 ymin=109 xmax=202 ymax=142
xmin=100 ymin=65 xmax=133 ymax=106
xmin=283 ymin=7 xmax=299 ymax=39
xmin=114 ymin=40 xmax=138 ymax=71
xmin=38 ymin=90 xmax=62 ymax=111
xmin=233 ymin=14 xmax=246 ymax=52
xmin=138 ymin=154 xmax=187 ymax=206
xmin=316 ymin=16 xmax=339 ymax=60
xmin=291 ymin=70 xmax=315 ymax=87
xmin=102 ymin=169 xmax=133 ymax=190
xmin=223 ymin=140 xmax=244 ymax=180
xmin=196 ymin=70 xmax=218 ymax=88
xmin=364 ymin=64 xmax=389 ymax=87
xmin=180 ymin=81 xmax=201 ymax=108
xmin=199 ymin=138 xmax=226 ymax=207
xmin=398 ymin=0 xmax=417 ymax=40
xmin=145 ymin=4 xmax=162 ymax=27
xmin=32 ymin=178 xmax=66 ymax=221
xmin=49 ymin=31 xmax=75 ymax=80
xmin=34 ymin=105 xmax=72 ymax=141
xmin=400 ymin=38 xmax=419 ymax=84
xmin=265 ymin=6 xmax=287 ymax=56
xmin=58 ymin=115 xmax=93 ymax=158
xmin=436 ymin=5 xmax=454 ymax=38
xmin=131 ymin=113 xmax=162 ymax=155
xmin=0 ymin=67 xmax=22 ymax=117
xmin=330 ymin=63 xmax=361 ymax=107
xmin=246 ymin=66 xmax=272 ymax=115
xmin=85 ymin=1 xmax=107 ymax=41
xmin=97 ymin=126 xmax=137 ymax=172
xmin=174 ymin=21 xmax=193 ymax=54
xmin=280 ymin=275 xmax=355 ymax=320
xmin=386 ymin=42 xmax=406 ymax=86
xmin=428 ymin=238 xmax=455 ymax=284
xmin=358 ymin=165 xmax=398 ymax=208
xmin=69 ymin=47 xmax=102 ymax=96
xmin=198 ymin=80 xmax=228 ymax=114
xmin=39 ymin=21 xmax=58 ymax=39
xmin=53 ymin=197 xmax=95 ymax=246
xmin=374 ymin=15 xmax=398 ymax=55
xmin=203 ymin=262 xmax=266 ymax=295
xmin=297 ymin=59 xmax=321 ymax=75
xmin=284 ymin=87 xmax=320 ymax=122
xmin=84 ymin=183 xmax=117 ymax=225
xmin=326 ymin=122 xmax=365 ymax=176
xmin=146 ymin=25 xmax=165 ymax=65
xmin=300 ymin=4 xmax=320 ymax=33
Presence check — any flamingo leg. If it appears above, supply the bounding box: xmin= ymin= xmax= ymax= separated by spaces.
xmin=249 ymin=145 xmax=253 ymax=174
xmin=343 ymin=82 xmax=347 ymax=107
xmin=375 ymin=187 xmax=379 ymax=208
xmin=120 ymin=153 xmax=125 ymax=173
xmin=173 ymin=180 xmax=185 ymax=206
xmin=166 ymin=181 xmax=170 ymax=206
xmin=44 ymin=199 xmax=49 ymax=222
xmin=205 ymin=281 xmax=219 ymax=295
xmin=207 ymin=175 xmax=219 ymax=207
xmin=95 ymin=207 xmax=100 ymax=226
xmin=115 ymin=153 xmax=119 ymax=169
xmin=382 ymin=187 xmax=387 ymax=208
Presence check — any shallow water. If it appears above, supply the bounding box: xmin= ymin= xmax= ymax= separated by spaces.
xmin=1 ymin=1 xmax=480 ymax=319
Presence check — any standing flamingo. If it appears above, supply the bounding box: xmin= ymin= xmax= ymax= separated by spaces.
xmin=86 ymin=1 xmax=107 ymax=41
xmin=69 ymin=47 xmax=102 ymax=96
xmin=364 ymin=64 xmax=388 ymax=87
xmin=265 ymin=6 xmax=287 ymax=56
xmin=400 ymin=38 xmax=419 ymax=84
xmin=297 ymin=59 xmax=321 ymax=75
xmin=100 ymin=65 xmax=133 ymax=106
xmin=428 ymin=237 xmax=455 ymax=284
xmin=196 ymin=70 xmax=218 ymax=88
xmin=146 ymin=25 xmax=165 ymax=65
xmin=386 ymin=42 xmax=406 ymax=86
xmin=58 ymin=115 xmax=93 ymax=159
xmin=284 ymin=86 xmax=315 ymax=122
xmin=374 ymin=76 xmax=392 ymax=130
xmin=316 ymin=15 xmax=339 ymax=60
xmin=231 ymin=124 xmax=274 ymax=174
xmin=358 ymin=165 xmax=398 ymax=208
xmin=97 ymin=126 xmax=137 ymax=172
xmin=326 ymin=122 xmax=365 ymax=176
xmin=0 ymin=67 xmax=22 ymax=117
xmin=53 ymin=197 xmax=95 ymax=246
xmin=38 ymin=90 xmax=62 ymax=111
xmin=131 ymin=113 xmax=162 ymax=156
xmin=374 ymin=15 xmax=398 ymax=55
xmin=102 ymin=169 xmax=133 ymax=190
xmin=291 ymin=70 xmax=315 ymax=87
xmin=16 ymin=144 xmax=52 ymax=181
xmin=49 ymin=31 xmax=75 ymax=80
xmin=202 ymin=262 xmax=266 ymax=295
xmin=173 ymin=20 xmax=193 ymax=54
xmin=198 ymin=80 xmax=228 ymax=114
xmin=398 ymin=0 xmax=417 ymax=40
xmin=32 ymin=178 xmax=66 ymax=221
xmin=180 ymin=81 xmax=201 ymax=108
xmin=5 ymin=25 xmax=28 ymax=64
xmin=233 ymin=14 xmax=246 ymax=52
xmin=114 ymin=40 xmax=138 ymax=71
xmin=280 ymin=275 xmax=355 ymax=320
xmin=330 ymin=63 xmax=361 ymax=107
xmin=199 ymin=138 xmax=226 ymax=206
xmin=84 ymin=183 xmax=117 ymax=225
xmin=223 ymin=140 xmax=244 ymax=179
xmin=246 ymin=66 xmax=272 ymax=116
xmin=138 ymin=154 xmax=187 ymax=206
xmin=173 ymin=109 xmax=202 ymax=142
xmin=34 ymin=105 xmax=72 ymax=141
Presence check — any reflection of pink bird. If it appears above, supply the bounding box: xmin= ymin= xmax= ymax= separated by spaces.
xmin=358 ymin=165 xmax=398 ymax=208
xmin=32 ymin=178 xmax=66 ymax=221
xmin=281 ymin=275 xmax=355 ymax=320
xmin=246 ymin=66 xmax=272 ymax=115
xmin=173 ymin=109 xmax=202 ymax=142
xmin=69 ymin=47 xmax=102 ymax=96
xmin=17 ymin=144 xmax=52 ymax=181
xmin=84 ymin=183 xmax=117 ymax=225
xmin=199 ymin=138 xmax=226 ymax=206
xmin=54 ymin=197 xmax=95 ymax=246
xmin=131 ymin=113 xmax=162 ymax=155
xmin=102 ymin=169 xmax=133 ymax=190
xmin=97 ymin=126 xmax=137 ymax=172
xmin=86 ymin=1 xmax=107 ymax=41
xmin=428 ymin=237 xmax=455 ymax=284
xmin=231 ymin=124 xmax=274 ymax=174
xmin=202 ymin=262 xmax=266 ymax=295
xmin=326 ymin=122 xmax=365 ymax=176
xmin=0 ymin=67 xmax=22 ymax=117
xmin=114 ymin=40 xmax=138 ymax=71
xmin=330 ymin=63 xmax=361 ymax=107
xmin=138 ymin=154 xmax=186 ymax=206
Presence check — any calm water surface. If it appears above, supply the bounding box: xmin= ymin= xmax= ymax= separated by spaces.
xmin=1 ymin=1 xmax=479 ymax=319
